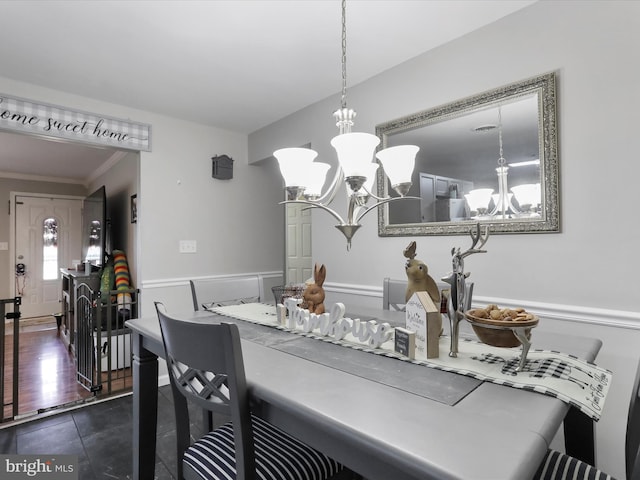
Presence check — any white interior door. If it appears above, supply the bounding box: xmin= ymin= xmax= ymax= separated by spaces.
xmin=420 ymin=173 xmax=436 ymax=222
xmin=14 ymin=195 xmax=83 ymax=318
xmin=285 ymin=204 xmax=313 ymax=285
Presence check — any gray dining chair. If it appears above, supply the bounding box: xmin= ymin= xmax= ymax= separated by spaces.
xmin=534 ymin=358 xmax=640 ymax=480
xmin=383 ymin=277 xmax=474 ymax=313
xmin=382 ymin=277 xmax=408 ymax=311
xmin=190 ymin=275 xmax=264 ymax=311
xmin=155 ymin=302 xmax=347 ymax=480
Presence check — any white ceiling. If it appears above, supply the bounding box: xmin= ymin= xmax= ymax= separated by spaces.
xmin=0 ymin=0 xmax=536 ymax=183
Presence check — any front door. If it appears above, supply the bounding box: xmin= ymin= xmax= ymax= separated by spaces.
xmin=14 ymin=195 xmax=83 ymax=318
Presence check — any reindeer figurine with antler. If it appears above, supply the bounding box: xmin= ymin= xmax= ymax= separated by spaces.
xmin=441 ymin=222 xmax=490 ymax=357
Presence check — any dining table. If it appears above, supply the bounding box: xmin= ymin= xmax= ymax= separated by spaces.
xmin=126 ymin=304 xmax=602 ymax=480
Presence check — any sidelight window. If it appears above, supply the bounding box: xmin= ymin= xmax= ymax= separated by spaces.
xmin=43 ymin=218 xmax=58 ymax=280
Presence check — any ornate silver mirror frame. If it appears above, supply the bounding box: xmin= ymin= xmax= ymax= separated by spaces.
xmin=376 ymin=72 xmax=559 ymax=236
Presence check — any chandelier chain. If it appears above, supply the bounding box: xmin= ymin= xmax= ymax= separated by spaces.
xmin=340 ymin=0 xmax=347 ymax=108
xmin=274 ymin=0 xmax=418 ymax=250
xmin=497 ymin=107 xmax=506 ymax=167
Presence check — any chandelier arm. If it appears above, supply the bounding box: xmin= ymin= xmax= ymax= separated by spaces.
xmin=507 ymin=197 xmax=522 ymax=215
xmin=352 ymin=205 xmax=366 ymax=221
xmin=488 ymin=181 xmax=522 ymax=216
xmin=360 ymin=184 xmax=387 ymax=202
xmin=313 ymin=166 xmax=344 ymax=205
xmin=354 ymin=196 xmax=416 ymax=223
xmin=507 ymin=196 xmax=522 ymax=215
xmin=279 ymin=199 xmax=347 ymax=226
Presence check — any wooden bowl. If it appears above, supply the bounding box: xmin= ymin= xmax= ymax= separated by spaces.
xmin=465 ymin=309 xmax=539 ymax=348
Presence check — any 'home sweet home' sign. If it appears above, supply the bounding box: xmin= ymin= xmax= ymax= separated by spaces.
xmin=0 ymin=93 xmax=151 ymax=151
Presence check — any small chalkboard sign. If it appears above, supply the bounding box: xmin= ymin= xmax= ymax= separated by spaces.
xmin=394 ymin=327 xmax=416 ymax=359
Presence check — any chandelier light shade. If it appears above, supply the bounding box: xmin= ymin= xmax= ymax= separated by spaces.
xmin=304 ymin=162 xmax=331 ymax=199
xmin=330 ymin=132 xmax=380 ymax=182
xmin=274 ymin=147 xmax=318 ymax=199
xmin=511 ymin=183 xmax=541 ymax=213
xmin=274 ymin=147 xmax=318 ymax=188
xmin=375 ymin=145 xmax=419 ymax=196
xmin=465 ymin=188 xmax=494 ymax=216
xmin=273 ymin=0 xmax=418 ymax=250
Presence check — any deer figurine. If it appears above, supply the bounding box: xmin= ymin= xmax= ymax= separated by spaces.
xmin=441 ymin=223 xmax=489 ymax=357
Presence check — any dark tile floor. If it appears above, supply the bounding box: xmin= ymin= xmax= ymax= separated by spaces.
xmin=0 ymin=385 xmax=198 ymax=480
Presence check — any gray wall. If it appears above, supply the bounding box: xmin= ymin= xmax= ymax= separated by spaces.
xmin=249 ymin=0 xmax=639 ymax=314
xmin=0 ymin=75 xmax=286 ymax=318
xmin=88 ymin=151 xmax=139 ymax=288
xmin=0 ymin=177 xmax=86 ymax=299
xmin=248 ymin=2 xmax=640 ymax=478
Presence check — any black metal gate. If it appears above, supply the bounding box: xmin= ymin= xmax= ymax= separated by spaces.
xmin=75 ymin=283 xmax=137 ymax=395
xmin=2 ymin=285 xmax=136 ymax=424
xmin=0 ymin=297 xmax=21 ymax=423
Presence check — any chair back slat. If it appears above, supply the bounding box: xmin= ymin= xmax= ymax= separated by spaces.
xmin=190 ymin=276 xmax=264 ymax=311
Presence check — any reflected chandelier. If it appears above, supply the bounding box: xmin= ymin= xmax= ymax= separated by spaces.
xmin=464 ymin=106 xmax=542 ymax=220
xmin=274 ymin=0 xmax=418 ymax=250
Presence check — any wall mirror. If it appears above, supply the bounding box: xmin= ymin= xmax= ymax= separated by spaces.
xmin=376 ymin=72 xmax=558 ymax=236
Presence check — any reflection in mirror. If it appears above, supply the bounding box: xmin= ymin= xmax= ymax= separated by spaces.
xmin=376 ymin=72 xmax=558 ymax=236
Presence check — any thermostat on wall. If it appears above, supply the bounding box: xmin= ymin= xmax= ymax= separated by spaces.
xmin=212 ymin=154 xmax=234 ymax=180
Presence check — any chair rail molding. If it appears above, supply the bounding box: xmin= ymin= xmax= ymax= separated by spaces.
xmin=141 ymin=271 xmax=284 ymax=289
xmin=139 ymin=277 xmax=639 ymax=330
xmin=324 ymin=282 xmax=640 ymax=331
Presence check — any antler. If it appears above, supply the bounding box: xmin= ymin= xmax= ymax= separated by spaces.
xmin=459 ymin=223 xmax=490 ymax=259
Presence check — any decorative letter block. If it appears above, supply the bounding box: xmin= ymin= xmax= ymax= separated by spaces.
xmin=405 ymin=291 xmax=442 ymax=359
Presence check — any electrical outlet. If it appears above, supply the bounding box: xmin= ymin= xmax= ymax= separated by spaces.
xmin=179 ymin=240 xmax=197 ymax=253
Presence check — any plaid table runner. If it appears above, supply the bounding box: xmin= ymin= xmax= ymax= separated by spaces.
xmin=209 ymin=302 xmax=611 ymax=420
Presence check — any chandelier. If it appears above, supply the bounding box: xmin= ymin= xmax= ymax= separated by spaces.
xmin=464 ymin=106 xmax=541 ymax=220
xmin=273 ymin=0 xmax=418 ymax=250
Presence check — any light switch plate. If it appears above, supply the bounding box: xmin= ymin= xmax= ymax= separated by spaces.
xmin=179 ymin=240 xmax=197 ymax=253
xmin=0 ymin=242 xmax=8 ymax=251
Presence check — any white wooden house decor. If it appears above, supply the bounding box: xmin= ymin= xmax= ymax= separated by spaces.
xmin=405 ymin=291 xmax=442 ymax=359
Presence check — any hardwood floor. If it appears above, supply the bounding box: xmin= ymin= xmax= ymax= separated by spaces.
xmin=2 ymin=318 xmax=131 ymax=422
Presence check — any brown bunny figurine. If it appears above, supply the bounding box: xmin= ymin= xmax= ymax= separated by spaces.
xmin=303 ymin=263 xmax=326 ymax=314
xmin=404 ymin=241 xmax=440 ymax=304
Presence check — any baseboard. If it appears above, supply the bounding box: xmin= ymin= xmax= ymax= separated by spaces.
xmin=5 ymin=316 xmax=56 ymax=325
